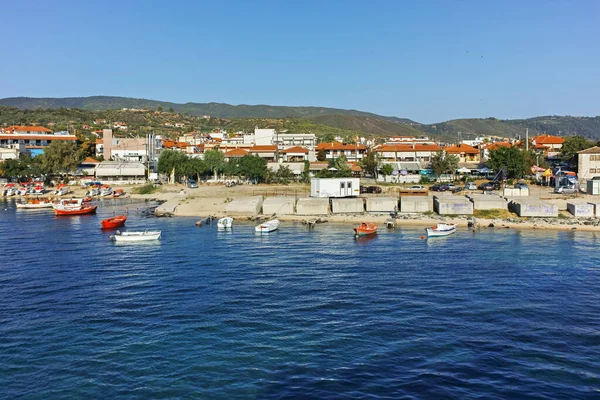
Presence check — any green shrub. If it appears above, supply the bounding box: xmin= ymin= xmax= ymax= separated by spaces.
xmin=133 ymin=183 xmax=160 ymax=195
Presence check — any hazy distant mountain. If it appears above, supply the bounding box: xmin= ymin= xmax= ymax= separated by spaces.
xmin=0 ymin=96 xmax=418 ymax=123
xmin=1 ymin=96 xmax=598 ymax=140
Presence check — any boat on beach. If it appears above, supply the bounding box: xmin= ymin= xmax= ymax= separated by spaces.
xmin=52 ymin=198 xmax=98 ymax=216
xmin=101 ymin=215 xmax=127 ymax=229
xmin=110 ymin=230 xmax=161 ymax=242
xmin=354 ymin=222 xmax=378 ymax=237
xmin=217 ymin=217 xmax=233 ymax=229
xmin=425 ymin=223 xmax=457 ymax=238
xmin=255 ymin=219 xmax=279 ymax=233
xmin=112 ymin=189 xmax=125 ymax=197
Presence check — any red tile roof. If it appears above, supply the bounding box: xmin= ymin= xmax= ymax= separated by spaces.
xmin=375 ymin=144 xmax=442 ymax=152
xmin=224 ymin=148 xmax=249 ymax=157
xmin=484 ymin=142 xmax=511 ymax=150
xmin=0 ymin=134 xmax=76 ymax=141
xmin=534 ymin=134 xmax=565 ymax=145
xmin=316 ymin=142 xmax=367 ymax=151
xmin=4 ymin=125 xmax=52 ymax=133
xmin=248 ymin=145 xmax=277 ymax=152
xmin=280 ymin=146 xmax=309 ymax=154
xmin=82 ymin=157 xmax=100 ymax=164
xmin=444 ymin=144 xmax=479 ymax=154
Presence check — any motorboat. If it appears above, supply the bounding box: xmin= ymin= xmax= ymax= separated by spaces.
xmin=217 ymin=216 xmax=234 ymax=229
xmin=54 ymin=185 xmax=70 ymax=196
xmin=53 ymin=198 xmax=98 ymax=216
xmin=112 ymin=189 xmax=125 ymax=197
xmin=16 ymin=198 xmax=54 ymax=209
xmin=100 ymin=186 xmax=113 ymax=196
xmin=110 ymin=230 xmax=161 ymax=242
xmin=101 ymin=215 xmax=127 ymax=229
xmin=385 ymin=218 xmax=396 ymax=229
xmin=425 ymin=223 xmax=456 ymax=238
xmin=255 ymin=219 xmax=279 ymax=233
xmin=354 ymin=222 xmax=378 ymax=237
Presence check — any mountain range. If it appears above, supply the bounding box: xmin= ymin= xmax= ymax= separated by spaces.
xmin=1 ymin=96 xmax=599 ymax=141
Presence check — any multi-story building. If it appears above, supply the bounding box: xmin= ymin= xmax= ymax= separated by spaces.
xmin=577 ymin=146 xmax=600 ymax=182
xmin=532 ymin=134 xmax=565 ymax=159
xmin=443 ymin=144 xmax=481 ymax=164
xmin=0 ymin=125 xmax=77 ymax=156
xmin=315 ymin=142 xmax=367 ymax=162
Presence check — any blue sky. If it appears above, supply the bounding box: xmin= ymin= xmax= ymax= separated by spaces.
xmin=1 ymin=0 xmax=598 ymax=123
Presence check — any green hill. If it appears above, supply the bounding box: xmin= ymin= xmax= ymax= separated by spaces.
xmin=307 ymin=115 xmax=426 ymax=137
xmin=0 ymin=96 xmax=418 ymax=123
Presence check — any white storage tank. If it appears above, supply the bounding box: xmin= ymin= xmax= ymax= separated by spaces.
xmin=310 ymin=178 xmax=360 ymax=198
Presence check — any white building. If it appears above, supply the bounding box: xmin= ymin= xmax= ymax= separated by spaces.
xmin=578 ymin=146 xmax=600 ymax=183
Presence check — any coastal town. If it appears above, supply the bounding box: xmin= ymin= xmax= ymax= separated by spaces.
xmin=3 ymin=118 xmax=600 ymax=231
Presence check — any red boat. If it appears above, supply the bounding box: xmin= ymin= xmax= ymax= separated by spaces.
xmin=354 ymin=222 xmax=378 ymax=237
xmin=53 ymin=204 xmax=97 ymax=216
xmin=101 ymin=215 xmax=127 ymax=229
xmin=53 ymin=198 xmax=98 ymax=216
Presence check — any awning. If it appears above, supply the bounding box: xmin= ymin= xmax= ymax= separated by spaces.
xmin=456 ymin=167 xmax=471 ymax=173
xmin=392 ymin=162 xmax=421 ymax=171
xmin=477 ymin=167 xmax=491 ymax=173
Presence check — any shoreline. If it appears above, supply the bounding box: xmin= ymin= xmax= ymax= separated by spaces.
xmin=5 ymin=183 xmax=600 ymax=232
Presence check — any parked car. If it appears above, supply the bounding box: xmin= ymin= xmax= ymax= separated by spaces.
xmin=514 ymin=182 xmax=529 ymax=189
xmin=465 ymin=182 xmax=477 ymax=190
xmin=187 ymin=179 xmax=198 ymax=188
xmin=407 ymin=185 xmax=425 ymax=190
xmin=360 ymin=185 xmax=382 ymax=194
xmin=429 ymin=184 xmax=449 ymax=192
xmin=446 ymin=183 xmax=456 ymax=192
xmin=554 ymin=186 xmax=576 ymax=194
xmin=453 ymin=187 xmax=465 ymax=193
xmin=478 ymin=181 xmax=501 ymax=191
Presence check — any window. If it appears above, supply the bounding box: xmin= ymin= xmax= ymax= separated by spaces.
xmin=591 ymin=169 xmax=597 ymax=173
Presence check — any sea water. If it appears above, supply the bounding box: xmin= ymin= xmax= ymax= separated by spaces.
xmin=1 ymin=199 xmax=599 ymax=399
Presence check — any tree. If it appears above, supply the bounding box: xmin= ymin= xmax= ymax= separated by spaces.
xmin=300 ymin=160 xmax=310 ymax=183
xmin=184 ymin=157 xmax=208 ymax=181
xmin=157 ymin=150 xmax=189 ymax=182
xmin=169 ymin=107 xmax=174 ymax=113
xmin=239 ymin=155 xmax=267 ymax=183
xmin=39 ymin=141 xmax=83 ymax=181
xmin=380 ymin=163 xmax=394 ymax=182
xmin=157 ymin=106 xmax=163 ymax=112
xmin=275 ymin=165 xmax=295 ymax=184
xmin=0 ymin=158 xmax=26 ymax=179
xmin=316 ymin=149 xmax=327 ymax=162
xmin=561 ymin=136 xmax=595 ymax=167
xmin=487 ymin=147 xmax=528 ymax=179
xmin=430 ymin=151 xmax=459 ymax=181
xmin=360 ymin=152 xmax=379 ymax=178
xmin=204 ymin=149 xmax=225 ymax=180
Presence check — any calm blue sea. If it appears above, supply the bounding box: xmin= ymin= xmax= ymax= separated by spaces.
xmin=1 ymin=198 xmax=599 ymax=399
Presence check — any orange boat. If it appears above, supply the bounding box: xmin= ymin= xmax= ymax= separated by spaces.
xmin=101 ymin=215 xmax=127 ymax=229
xmin=53 ymin=198 xmax=98 ymax=216
xmin=354 ymin=222 xmax=378 ymax=237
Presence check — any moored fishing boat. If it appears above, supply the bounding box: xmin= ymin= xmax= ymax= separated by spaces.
xmin=16 ymin=198 xmax=54 ymax=209
xmin=110 ymin=230 xmax=161 ymax=242
xmin=52 ymin=198 xmax=98 ymax=216
xmin=354 ymin=222 xmax=378 ymax=237
xmin=425 ymin=223 xmax=456 ymax=238
xmin=255 ymin=219 xmax=279 ymax=233
xmin=112 ymin=188 xmax=125 ymax=197
xmin=217 ymin=216 xmax=233 ymax=229
xmin=101 ymin=215 xmax=127 ymax=229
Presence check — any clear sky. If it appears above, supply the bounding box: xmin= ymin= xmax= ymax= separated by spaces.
xmin=1 ymin=0 xmax=599 ymax=123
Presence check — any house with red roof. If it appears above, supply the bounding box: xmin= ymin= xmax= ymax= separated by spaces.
xmin=444 ymin=144 xmax=480 ymax=164
xmin=532 ymin=134 xmax=565 ymax=159
xmin=480 ymin=141 xmax=511 ymax=161
xmin=280 ymin=146 xmax=309 ymax=162
xmin=315 ymin=142 xmax=367 ymax=162
xmin=0 ymin=125 xmax=77 ymax=156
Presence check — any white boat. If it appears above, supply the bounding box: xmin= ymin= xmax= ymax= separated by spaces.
xmin=217 ymin=217 xmax=234 ymax=229
xmin=255 ymin=219 xmax=280 ymax=233
xmin=16 ymin=199 xmax=54 ymax=209
xmin=425 ymin=223 xmax=457 ymax=238
xmin=110 ymin=230 xmax=162 ymax=242
xmin=55 ymin=187 xmax=70 ymax=196
xmin=100 ymin=187 xmax=113 ymax=196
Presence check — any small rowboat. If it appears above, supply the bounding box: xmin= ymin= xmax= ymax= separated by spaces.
xmin=54 ymin=204 xmax=97 ymax=216
xmin=425 ymin=223 xmax=456 ymax=238
xmin=217 ymin=216 xmax=233 ymax=229
xmin=101 ymin=215 xmax=127 ymax=229
xmin=110 ymin=230 xmax=161 ymax=242
xmin=354 ymin=222 xmax=378 ymax=237
xmin=112 ymin=189 xmax=125 ymax=197
xmin=255 ymin=219 xmax=279 ymax=233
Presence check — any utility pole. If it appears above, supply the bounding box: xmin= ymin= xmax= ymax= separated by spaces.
xmin=526 ymin=128 xmax=529 ymax=151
